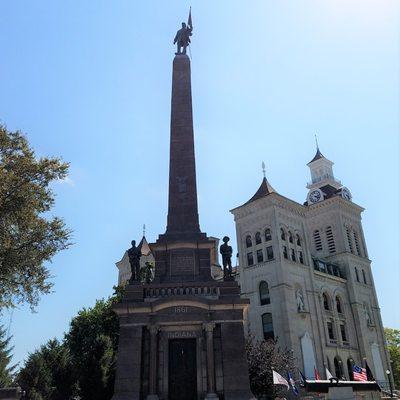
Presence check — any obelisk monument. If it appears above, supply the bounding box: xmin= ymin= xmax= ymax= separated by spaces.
xmin=112 ymin=14 xmax=253 ymax=400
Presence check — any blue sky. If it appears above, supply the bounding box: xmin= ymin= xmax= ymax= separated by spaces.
xmin=0 ymin=1 xmax=399 ymax=367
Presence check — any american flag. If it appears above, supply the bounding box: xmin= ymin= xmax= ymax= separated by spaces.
xmin=353 ymin=365 xmax=367 ymax=381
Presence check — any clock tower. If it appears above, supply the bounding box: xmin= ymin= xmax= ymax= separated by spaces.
xmin=306 ymin=146 xmax=352 ymax=205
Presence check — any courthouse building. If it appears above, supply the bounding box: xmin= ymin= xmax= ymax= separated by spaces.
xmin=231 ymin=148 xmax=391 ymax=385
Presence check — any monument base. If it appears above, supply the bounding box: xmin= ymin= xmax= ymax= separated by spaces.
xmin=112 ymin=280 xmax=254 ymax=400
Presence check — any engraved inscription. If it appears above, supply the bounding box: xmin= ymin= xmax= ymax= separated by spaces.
xmin=170 ymin=249 xmax=195 ymax=276
xmin=174 ymin=306 xmax=188 ymax=313
xmin=167 ymin=331 xmax=199 ymax=339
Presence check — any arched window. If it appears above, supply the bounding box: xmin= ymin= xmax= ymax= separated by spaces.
xmin=288 ymin=231 xmax=294 ymax=243
xmin=355 ymin=268 xmax=360 ymax=282
xmin=325 ymin=226 xmax=336 ymax=254
xmin=262 ymin=313 xmax=274 ymax=340
xmin=336 ymin=296 xmax=343 ymax=314
xmin=255 ymin=231 xmax=262 ymax=245
xmin=347 ymin=359 xmax=354 ymax=380
xmin=259 ymin=281 xmax=270 ymax=305
xmin=296 ymin=234 xmax=301 ymax=246
xmin=323 ymin=293 xmax=330 ymax=311
xmin=346 ymin=227 xmax=354 ymax=253
xmin=334 ymin=357 xmax=344 ymax=379
xmin=313 ymin=230 xmax=322 ymax=251
xmin=362 ymin=269 xmax=367 ymax=284
xmin=265 ymin=228 xmax=272 ymax=241
xmin=354 ymin=231 xmax=361 ymax=256
xmin=245 ymin=235 xmax=252 ymax=248
xmin=280 ymin=228 xmax=286 ymax=241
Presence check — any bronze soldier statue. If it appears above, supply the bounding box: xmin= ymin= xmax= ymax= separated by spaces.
xmin=173 ymin=22 xmax=192 ymax=55
xmin=127 ymin=240 xmax=141 ymax=284
xmin=220 ymin=236 xmax=233 ymax=279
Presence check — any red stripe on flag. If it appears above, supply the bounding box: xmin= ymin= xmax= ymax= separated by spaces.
xmin=353 ymin=368 xmax=367 ymax=381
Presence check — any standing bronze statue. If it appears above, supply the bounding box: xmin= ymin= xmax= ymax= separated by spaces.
xmin=127 ymin=240 xmax=141 ymax=284
xmin=173 ymin=10 xmax=193 ymax=55
xmin=220 ymin=236 xmax=233 ymax=279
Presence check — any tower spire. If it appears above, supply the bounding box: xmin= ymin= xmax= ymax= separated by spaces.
xmin=315 ymin=133 xmax=319 ymax=151
xmin=262 ymin=161 xmax=266 ymax=179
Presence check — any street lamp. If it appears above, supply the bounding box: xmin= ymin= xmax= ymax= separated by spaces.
xmin=386 ymin=369 xmax=393 ymax=398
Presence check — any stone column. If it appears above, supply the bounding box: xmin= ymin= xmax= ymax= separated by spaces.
xmin=146 ymin=325 xmax=159 ymax=400
xmin=204 ymin=323 xmax=218 ymax=400
xmin=112 ymin=325 xmax=143 ymax=400
xmin=220 ymin=322 xmax=253 ymax=400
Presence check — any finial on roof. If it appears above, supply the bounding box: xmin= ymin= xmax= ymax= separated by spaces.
xmin=261 ymin=161 xmax=266 ymax=178
xmin=308 ymin=135 xmax=325 ymax=164
xmin=315 ymin=133 xmax=319 ymax=151
xmin=143 ymin=224 xmax=146 ymax=237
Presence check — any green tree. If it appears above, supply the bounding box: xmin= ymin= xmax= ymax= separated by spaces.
xmin=246 ymin=335 xmax=296 ymax=399
xmin=0 ymin=125 xmax=71 ymax=309
xmin=17 ymin=289 xmax=122 ymax=399
xmin=385 ymin=327 xmax=400 ymax=388
xmin=17 ymin=339 xmax=75 ymax=400
xmin=0 ymin=325 xmax=16 ymax=387
xmin=65 ymin=295 xmax=120 ymax=400
xmin=139 ymin=261 xmax=154 ymax=284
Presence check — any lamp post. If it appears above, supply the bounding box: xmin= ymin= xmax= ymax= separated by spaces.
xmin=385 ymin=369 xmax=393 ymax=398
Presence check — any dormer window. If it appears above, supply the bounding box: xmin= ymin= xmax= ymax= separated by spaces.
xmin=296 ymin=234 xmax=301 ymax=246
xmin=255 ymin=232 xmax=262 ymax=245
xmin=280 ymin=228 xmax=286 ymax=241
xmin=289 ymin=231 xmax=294 ymax=243
xmin=264 ymin=229 xmax=272 ymax=241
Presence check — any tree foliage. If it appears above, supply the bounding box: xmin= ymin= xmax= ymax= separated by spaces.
xmin=246 ymin=335 xmax=296 ymax=399
xmin=17 ymin=289 xmax=121 ymax=400
xmin=0 ymin=125 xmax=71 ymax=309
xmin=65 ymin=297 xmax=119 ymax=400
xmin=17 ymin=339 xmax=75 ymax=400
xmin=385 ymin=327 xmax=400 ymax=388
xmin=139 ymin=261 xmax=154 ymax=284
xmin=0 ymin=325 xmax=16 ymax=388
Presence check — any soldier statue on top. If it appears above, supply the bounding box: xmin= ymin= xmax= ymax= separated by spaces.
xmin=127 ymin=240 xmax=142 ymax=284
xmin=220 ymin=236 xmax=233 ymax=280
xmin=173 ymin=9 xmax=193 ymax=55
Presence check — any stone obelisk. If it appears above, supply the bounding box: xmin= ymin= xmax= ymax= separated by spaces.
xmin=151 ymin=53 xmax=213 ymax=283
xmin=165 ymin=54 xmax=201 ymax=239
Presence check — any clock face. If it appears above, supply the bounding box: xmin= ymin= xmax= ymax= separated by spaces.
xmin=309 ymin=189 xmax=322 ymax=204
xmin=341 ymin=187 xmax=352 ymax=200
